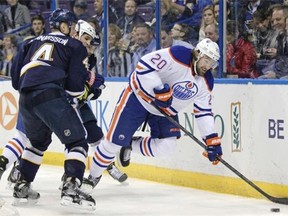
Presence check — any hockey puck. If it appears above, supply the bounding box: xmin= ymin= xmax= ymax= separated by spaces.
xmin=270 ymin=208 xmax=280 ymax=212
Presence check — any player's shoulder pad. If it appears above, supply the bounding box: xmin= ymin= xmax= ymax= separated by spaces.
xmin=169 ymin=45 xmax=193 ymax=67
xmin=69 ymin=37 xmax=84 ymax=48
xmin=204 ymin=70 xmax=214 ymax=91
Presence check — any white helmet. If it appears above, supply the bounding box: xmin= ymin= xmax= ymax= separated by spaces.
xmin=75 ymin=19 xmax=96 ymax=39
xmin=196 ymin=38 xmax=220 ymax=62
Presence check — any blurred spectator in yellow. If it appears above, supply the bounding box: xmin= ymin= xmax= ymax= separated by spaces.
xmin=0 ymin=34 xmax=18 ymax=77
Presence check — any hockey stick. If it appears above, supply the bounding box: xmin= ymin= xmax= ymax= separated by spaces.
xmin=149 ymin=100 xmax=288 ymax=205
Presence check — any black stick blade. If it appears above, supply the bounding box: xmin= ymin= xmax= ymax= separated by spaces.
xmin=268 ymin=196 xmax=288 ymax=205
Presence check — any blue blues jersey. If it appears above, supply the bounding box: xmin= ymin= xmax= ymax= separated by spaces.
xmin=11 ymin=32 xmax=89 ymax=97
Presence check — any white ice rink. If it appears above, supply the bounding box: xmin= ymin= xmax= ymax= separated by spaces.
xmin=0 ymin=165 xmax=288 ymax=216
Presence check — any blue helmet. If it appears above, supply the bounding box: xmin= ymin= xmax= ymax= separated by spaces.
xmin=49 ymin=8 xmax=78 ymax=29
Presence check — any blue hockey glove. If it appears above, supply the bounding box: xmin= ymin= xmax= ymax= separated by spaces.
xmin=202 ymin=133 xmax=222 ymax=165
xmin=153 ymin=83 xmax=173 ymax=108
xmin=87 ymin=71 xmax=105 ymax=90
xmin=92 ymin=73 xmax=105 ymax=90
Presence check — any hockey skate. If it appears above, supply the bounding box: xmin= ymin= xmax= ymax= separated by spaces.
xmin=58 ymin=173 xmax=67 ymax=190
xmin=0 ymin=155 xmax=9 ymax=180
xmin=61 ymin=177 xmax=96 ymax=211
xmin=6 ymin=161 xmax=21 ymax=190
xmin=13 ymin=180 xmax=40 ymax=206
xmin=117 ymin=136 xmax=142 ymax=167
xmin=81 ymin=175 xmax=102 ymax=194
xmin=107 ymin=162 xmax=128 ymax=183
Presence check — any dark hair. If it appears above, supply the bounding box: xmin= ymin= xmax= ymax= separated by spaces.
xmin=31 ymin=15 xmax=45 ymax=25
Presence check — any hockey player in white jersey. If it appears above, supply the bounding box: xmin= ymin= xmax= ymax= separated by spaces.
xmin=82 ymin=38 xmax=223 ymax=191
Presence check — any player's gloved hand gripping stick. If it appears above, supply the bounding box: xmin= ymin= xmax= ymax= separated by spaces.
xmin=146 ymin=97 xmax=288 ymax=205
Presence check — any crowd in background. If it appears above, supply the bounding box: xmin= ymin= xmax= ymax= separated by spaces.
xmin=0 ymin=0 xmax=288 ymax=79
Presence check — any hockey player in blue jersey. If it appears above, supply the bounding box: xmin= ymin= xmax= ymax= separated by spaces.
xmin=8 ymin=9 xmax=102 ymax=210
xmin=81 ymin=38 xmax=223 ymax=192
xmin=0 ymin=20 xmax=127 ymax=188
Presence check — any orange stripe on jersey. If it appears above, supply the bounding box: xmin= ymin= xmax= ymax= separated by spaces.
xmin=131 ymin=72 xmax=152 ymax=103
xmin=136 ymin=64 xmax=143 ymax=70
xmin=94 ymin=151 xmax=111 ymax=165
xmin=143 ymin=137 xmax=150 ymax=156
xmin=8 ymin=140 xmax=23 ymax=154
xmin=106 ymin=87 xmax=132 ymax=141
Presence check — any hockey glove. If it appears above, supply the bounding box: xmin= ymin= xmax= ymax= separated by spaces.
xmin=153 ymin=83 xmax=173 ymax=108
xmin=202 ymin=133 xmax=222 ymax=165
xmin=87 ymin=71 xmax=106 ymax=90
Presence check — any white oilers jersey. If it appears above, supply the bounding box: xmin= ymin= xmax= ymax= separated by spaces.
xmin=129 ymin=45 xmax=216 ymax=137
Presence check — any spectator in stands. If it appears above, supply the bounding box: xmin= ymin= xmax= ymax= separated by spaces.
xmin=204 ymin=22 xmax=219 ymax=77
xmin=93 ymin=0 xmax=118 ymax=29
xmin=109 ymin=0 xmax=125 ymax=18
xmin=258 ymin=15 xmax=288 ymax=79
xmin=256 ymin=4 xmax=288 ymax=74
xmin=0 ymin=10 xmax=10 ymax=38
xmin=0 ymin=34 xmax=17 ymax=77
xmin=130 ymin=22 xmax=156 ymax=73
xmin=149 ymin=1 xmax=178 ymax=31
xmin=213 ymin=0 xmax=231 ymax=22
xmin=252 ymin=9 xmax=271 ymax=57
xmin=160 ymin=27 xmax=194 ymax=49
xmin=118 ymin=24 xmax=139 ymax=55
xmin=73 ymin=0 xmax=90 ymax=21
xmin=4 ymin=0 xmax=31 ymax=37
xmin=116 ymin=0 xmax=145 ymax=36
xmin=237 ymin=0 xmax=272 ymax=34
xmin=204 ymin=22 xmax=219 ymax=44
xmin=199 ymin=5 xmax=217 ymax=42
xmin=30 ymin=14 xmax=46 ymax=36
xmin=170 ymin=0 xmax=213 ymax=29
xmin=226 ymin=20 xmax=259 ymax=78
xmin=170 ymin=22 xmax=197 ymax=46
xmin=107 ymin=24 xmax=132 ymax=77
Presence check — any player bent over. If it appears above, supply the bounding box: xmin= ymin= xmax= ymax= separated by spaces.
xmin=9 ymin=9 xmax=97 ymax=210
xmin=81 ymin=38 xmax=223 ymax=192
